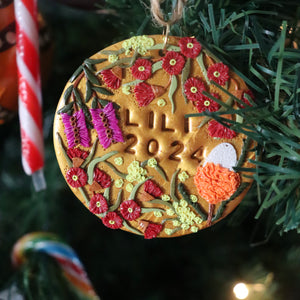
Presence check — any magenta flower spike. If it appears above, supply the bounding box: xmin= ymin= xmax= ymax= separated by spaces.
xmin=90 ymin=102 xmax=124 ymax=149
xmin=61 ymin=109 xmax=90 ymax=148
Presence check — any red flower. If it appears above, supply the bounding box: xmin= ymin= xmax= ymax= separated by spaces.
xmin=144 ymin=223 xmax=163 ymax=239
xmin=208 ymin=120 xmax=236 ymax=139
xmin=101 ymin=69 xmax=121 ymax=89
xmin=102 ymin=212 xmax=123 ymax=229
xmin=89 ymin=193 xmax=108 ymax=215
xmin=94 ymin=168 xmax=111 ymax=188
xmin=144 ymin=180 xmax=163 ymax=198
xmin=207 ymin=62 xmax=229 ymax=86
xmin=67 ymin=148 xmax=89 ymax=160
xmin=184 ymin=77 xmax=206 ymax=102
xmin=120 ymin=200 xmax=141 ymax=221
xmin=66 ymin=167 xmax=88 ymax=188
xmin=178 ymin=37 xmax=202 ymax=58
xmin=239 ymin=90 xmax=255 ymax=108
xmin=195 ymin=93 xmax=220 ymax=113
xmin=162 ymin=51 xmax=185 ymax=75
xmin=130 ymin=59 xmax=152 ymax=80
xmin=134 ymin=82 xmax=155 ymax=106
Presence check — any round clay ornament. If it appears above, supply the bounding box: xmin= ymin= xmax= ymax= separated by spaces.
xmin=53 ymin=35 xmax=255 ymax=238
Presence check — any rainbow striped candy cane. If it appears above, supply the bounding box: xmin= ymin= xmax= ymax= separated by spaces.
xmin=12 ymin=232 xmax=100 ymax=299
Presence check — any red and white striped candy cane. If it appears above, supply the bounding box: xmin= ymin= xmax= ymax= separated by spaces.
xmin=14 ymin=0 xmax=46 ymax=190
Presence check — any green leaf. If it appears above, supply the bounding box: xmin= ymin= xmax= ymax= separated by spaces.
xmin=85 ymin=80 xmax=93 ymax=103
xmin=69 ymin=65 xmax=83 ymax=83
xmin=169 ymin=75 xmax=178 ymax=114
xmin=92 ymin=86 xmax=114 ymax=96
xmin=63 ymin=85 xmax=73 ymax=105
xmin=83 ymin=67 xmax=100 ymax=85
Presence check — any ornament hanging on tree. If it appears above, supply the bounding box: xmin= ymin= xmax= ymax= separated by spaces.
xmin=53 ymin=1 xmax=256 ymax=238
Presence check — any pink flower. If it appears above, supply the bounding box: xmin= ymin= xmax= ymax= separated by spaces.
xmin=208 ymin=120 xmax=236 ymax=139
xmin=162 ymin=51 xmax=185 ymax=75
xmin=89 ymin=193 xmax=108 ymax=214
xmin=67 ymin=148 xmax=89 ymax=160
xmin=178 ymin=37 xmax=202 ymax=58
xmin=66 ymin=167 xmax=88 ymax=188
xmin=144 ymin=180 xmax=163 ymax=198
xmin=184 ymin=77 xmax=206 ymax=102
xmin=207 ymin=62 xmax=229 ymax=86
xmin=102 ymin=212 xmax=123 ymax=229
xmin=144 ymin=223 xmax=163 ymax=239
xmin=130 ymin=59 xmax=152 ymax=80
xmin=195 ymin=93 xmax=220 ymax=113
xmin=134 ymin=82 xmax=155 ymax=107
xmin=101 ymin=69 xmax=121 ymax=89
xmin=94 ymin=168 xmax=111 ymax=188
xmin=120 ymin=200 xmax=141 ymax=221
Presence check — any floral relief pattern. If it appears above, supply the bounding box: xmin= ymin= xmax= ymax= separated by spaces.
xmin=56 ymin=35 xmax=253 ymax=238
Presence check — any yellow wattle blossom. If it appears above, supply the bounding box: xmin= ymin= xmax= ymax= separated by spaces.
xmin=108 ymin=54 xmax=118 ymax=63
xmin=190 ymin=195 xmax=198 ymax=203
xmin=154 ymin=211 xmax=162 ymax=218
xmin=172 ymin=219 xmax=180 ymax=227
xmin=157 ymin=99 xmax=166 ymax=107
xmin=126 ymin=183 xmax=134 ymax=192
xmin=166 ymin=209 xmax=175 ymax=216
xmin=122 ymin=85 xmax=131 ymax=95
xmin=178 ymin=171 xmax=189 ymax=182
xmin=126 ymin=160 xmax=147 ymax=183
xmin=164 ymin=228 xmax=173 ymax=235
xmin=122 ymin=36 xmax=154 ymax=56
xmin=162 ymin=194 xmax=170 ymax=202
xmin=114 ymin=157 xmax=123 ymax=166
xmin=147 ymin=158 xmax=157 ymax=168
xmin=191 ymin=226 xmax=199 ymax=233
xmin=115 ymin=179 xmax=124 ymax=188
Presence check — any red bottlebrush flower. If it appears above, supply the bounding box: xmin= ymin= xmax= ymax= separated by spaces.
xmin=134 ymin=82 xmax=155 ymax=106
xmin=101 ymin=69 xmax=121 ymax=89
xmin=239 ymin=90 xmax=255 ymax=108
xmin=130 ymin=59 xmax=152 ymax=80
xmin=144 ymin=180 xmax=163 ymax=198
xmin=93 ymin=168 xmax=111 ymax=188
xmin=184 ymin=77 xmax=206 ymax=102
xmin=144 ymin=223 xmax=163 ymax=239
xmin=162 ymin=51 xmax=185 ymax=75
xmin=120 ymin=200 xmax=141 ymax=221
xmin=178 ymin=37 xmax=202 ymax=58
xmin=66 ymin=167 xmax=88 ymax=188
xmin=208 ymin=120 xmax=237 ymax=139
xmin=89 ymin=193 xmax=108 ymax=215
xmin=67 ymin=148 xmax=89 ymax=160
xmin=195 ymin=93 xmax=220 ymax=113
xmin=102 ymin=212 xmax=123 ymax=229
xmin=207 ymin=62 xmax=229 ymax=86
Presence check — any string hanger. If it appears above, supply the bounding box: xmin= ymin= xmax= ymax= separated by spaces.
xmin=150 ymin=0 xmax=187 ymax=50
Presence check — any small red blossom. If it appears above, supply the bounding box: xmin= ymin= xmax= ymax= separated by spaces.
xmin=67 ymin=148 xmax=89 ymax=160
xmin=195 ymin=93 xmax=220 ymax=113
xmin=162 ymin=51 xmax=185 ymax=75
xmin=184 ymin=77 xmax=206 ymax=102
xmin=207 ymin=62 xmax=229 ymax=86
xmin=101 ymin=69 xmax=121 ymax=89
xmin=94 ymin=168 xmax=111 ymax=188
xmin=144 ymin=223 xmax=163 ymax=239
xmin=239 ymin=90 xmax=255 ymax=108
xmin=66 ymin=167 xmax=88 ymax=188
xmin=89 ymin=193 xmax=108 ymax=215
xmin=178 ymin=37 xmax=202 ymax=58
xmin=134 ymin=82 xmax=155 ymax=107
xmin=102 ymin=212 xmax=123 ymax=229
xmin=130 ymin=59 xmax=152 ymax=80
xmin=208 ymin=120 xmax=237 ymax=139
xmin=120 ymin=200 xmax=141 ymax=221
xmin=144 ymin=180 xmax=163 ymax=198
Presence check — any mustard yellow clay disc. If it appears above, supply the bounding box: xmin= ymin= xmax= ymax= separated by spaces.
xmin=53 ymin=35 xmax=255 ymax=238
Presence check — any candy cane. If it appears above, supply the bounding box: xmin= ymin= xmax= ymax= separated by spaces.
xmin=12 ymin=232 xmax=100 ymax=299
xmin=14 ymin=0 xmax=46 ymax=191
